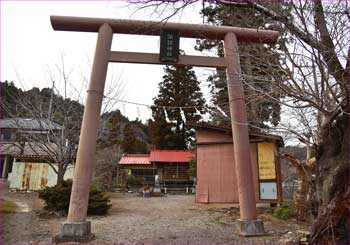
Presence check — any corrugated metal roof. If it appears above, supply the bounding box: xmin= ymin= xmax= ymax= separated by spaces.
xmin=1 ymin=142 xmax=57 ymax=159
xmin=187 ymin=121 xmax=284 ymax=146
xmin=150 ymin=150 xmax=194 ymax=163
xmin=0 ymin=118 xmax=62 ymax=130
xmin=119 ymin=154 xmax=150 ymax=165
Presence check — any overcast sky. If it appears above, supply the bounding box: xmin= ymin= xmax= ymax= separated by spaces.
xmin=1 ymin=1 xmax=215 ymax=121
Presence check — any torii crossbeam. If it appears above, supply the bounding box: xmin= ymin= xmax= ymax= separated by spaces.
xmin=50 ymin=15 xmax=279 ymax=242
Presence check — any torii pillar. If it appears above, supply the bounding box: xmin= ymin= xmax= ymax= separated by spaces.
xmin=50 ymin=16 xmax=278 ymax=242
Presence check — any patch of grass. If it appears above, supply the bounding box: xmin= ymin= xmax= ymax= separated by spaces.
xmin=273 ymin=204 xmax=294 ymax=220
xmin=283 ymin=199 xmax=294 ymax=204
xmin=0 ymin=199 xmax=17 ymax=213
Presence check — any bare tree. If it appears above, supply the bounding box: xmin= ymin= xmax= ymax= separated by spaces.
xmin=2 ymin=58 xmax=124 ymax=187
xmin=94 ymin=144 xmax=123 ymax=190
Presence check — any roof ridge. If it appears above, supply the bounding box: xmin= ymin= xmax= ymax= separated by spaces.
xmin=123 ymin=154 xmax=150 ymax=156
xmin=151 ymin=149 xmax=193 ymax=152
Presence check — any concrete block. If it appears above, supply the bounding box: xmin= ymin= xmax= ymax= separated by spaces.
xmin=236 ymin=219 xmax=266 ymax=236
xmin=52 ymin=221 xmax=95 ymax=243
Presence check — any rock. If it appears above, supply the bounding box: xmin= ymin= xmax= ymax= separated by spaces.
xmin=297 ymin=230 xmax=310 ymax=244
xmin=279 ymin=232 xmax=299 ymax=245
xmin=300 ymin=237 xmax=308 ymax=242
xmin=297 ymin=229 xmax=310 ymax=236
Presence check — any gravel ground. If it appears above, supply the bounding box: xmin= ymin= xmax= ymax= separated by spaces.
xmin=1 ymin=187 xmax=309 ymax=244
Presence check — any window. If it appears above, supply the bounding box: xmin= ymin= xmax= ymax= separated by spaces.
xmin=0 ymin=129 xmax=11 ymax=141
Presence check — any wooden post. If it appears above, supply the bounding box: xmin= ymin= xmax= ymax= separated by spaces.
xmin=224 ymin=32 xmax=257 ymax=220
xmin=2 ymin=156 xmax=10 ymax=179
xmin=67 ymin=23 xmax=113 ymax=223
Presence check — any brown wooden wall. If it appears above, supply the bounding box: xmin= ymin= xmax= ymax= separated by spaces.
xmin=195 ymin=129 xmax=282 ymax=204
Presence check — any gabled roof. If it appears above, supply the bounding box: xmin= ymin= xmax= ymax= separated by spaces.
xmin=150 ymin=149 xmax=194 ymax=163
xmin=119 ymin=150 xmax=195 ymax=165
xmin=0 ymin=118 xmax=62 ymax=130
xmin=119 ymin=154 xmax=150 ymax=165
xmin=187 ymin=121 xmax=284 ymax=147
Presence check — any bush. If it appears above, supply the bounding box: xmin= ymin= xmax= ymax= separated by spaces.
xmin=126 ymin=174 xmax=144 ymax=186
xmin=112 ymin=180 xmax=122 ymax=188
xmin=0 ymin=199 xmax=17 ymax=213
xmin=273 ymin=204 xmax=294 ymax=220
xmin=88 ymin=183 xmax=112 ymax=215
xmin=38 ymin=180 xmax=111 ymax=215
xmin=188 ymin=159 xmax=197 ymax=178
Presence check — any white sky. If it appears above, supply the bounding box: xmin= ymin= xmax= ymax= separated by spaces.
xmin=1 ymin=1 xmax=214 ymax=121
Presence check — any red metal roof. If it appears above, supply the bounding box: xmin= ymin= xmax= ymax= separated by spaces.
xmin=119 ymin=154 xmax=150 ymax=165
xmin=150 ymin=149 xmax=194 ymax=163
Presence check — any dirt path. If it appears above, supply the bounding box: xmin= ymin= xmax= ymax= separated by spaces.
xmin=93 ymin=193 xmax=238 ymax=244
xmin=1 ymin=191 xmax=309 ymax=244
xmin=90 ymin=193 xmax=306 ymax=244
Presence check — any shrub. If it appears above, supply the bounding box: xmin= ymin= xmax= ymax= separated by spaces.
xmin=38 ymin=180 xmax=72 ymax=212
xmin=88 ymin=183 xmax=112 ymax=215
xmin=273 ymin=204 xmax=294 ymax=220
xmin=126 ymin=174 xmax=144 ymax=186
xmin=0 ymin=199 xmax=17 ymax=213
xmin=188 ymin=159 xmax=197 ymax=178
xmin=38 ymin=180 xmax=111 ymax=215
xmin=112 ymin=180 xmax=122 ymax=188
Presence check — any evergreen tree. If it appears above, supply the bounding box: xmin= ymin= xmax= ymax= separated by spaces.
xmin=196 ymin=3 xmax=286 ymax=130
xmin=107 ymin=110 xmax=122 ymax=145
xmin=1 ymin=81 xmax=23 ymax=118
xmin=122 ymin=122 xmax=147 ymax=154
xmin=149 ymin=64 xmax=206 ymax=149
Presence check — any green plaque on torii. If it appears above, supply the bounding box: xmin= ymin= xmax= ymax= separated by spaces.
xmin=159 ymin=29 xmax=180 ymax=62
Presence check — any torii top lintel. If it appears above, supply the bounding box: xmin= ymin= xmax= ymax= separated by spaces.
xmin=50 ymin=16 xmax=279 ymax=44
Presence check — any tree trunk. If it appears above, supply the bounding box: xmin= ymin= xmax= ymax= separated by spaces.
xmin=56 ymin=164 xmax=65 ymax=188
xmin=311 ymin=114 xmax=349 ymax=243
xmin=280 ymin=153 xmax=312 ymax=220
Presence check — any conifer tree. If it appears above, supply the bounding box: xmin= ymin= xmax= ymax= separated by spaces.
xmin=149 ymin=64 xmax=206 ymax=149
xmin=196 ymin=3 xmax=286 ymax=130
xmin=122 ymin=122 xmax=147 ymax=154
xmin=108 ymin=110 xmax=122 ymax=145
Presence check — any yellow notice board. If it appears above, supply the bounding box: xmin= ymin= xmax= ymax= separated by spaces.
xmin=257 ymin=142 xmax=276 ymax=180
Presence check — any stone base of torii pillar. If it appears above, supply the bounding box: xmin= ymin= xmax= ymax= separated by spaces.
xmin=236 ymin=219 xmax=266 ymax=236
xmin=52 ymin=221 xmax=94 ymax=243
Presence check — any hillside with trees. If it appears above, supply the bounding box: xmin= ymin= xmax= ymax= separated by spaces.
xmin=0 ymin=81 xmax=150 ymax=186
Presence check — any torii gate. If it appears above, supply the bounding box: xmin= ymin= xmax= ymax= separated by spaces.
xmin=50 ymin=16 xmax=279 ymax=242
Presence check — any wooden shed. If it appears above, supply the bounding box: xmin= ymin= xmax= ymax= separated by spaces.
xmin=188 ymin=122 xmax=283 ymax=204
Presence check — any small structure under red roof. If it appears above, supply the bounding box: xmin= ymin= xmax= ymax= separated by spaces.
xmin=150 ymin=149 xmax=194 ymax=163
xmin=118 ymin=149 xmax=195 ymax=186
xmin=119 ymin=154 xmax=150 ymax=165
xmin=188 ymin=121 xmax=283 ymax=204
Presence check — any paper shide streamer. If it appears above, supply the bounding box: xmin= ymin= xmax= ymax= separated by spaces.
xmin=137 ymin=106 xmax=141 ymax=119
xmin=122 ymin=103 xmax=126 ymax=115
xmin=149 ymin=106 xmax=154 ymax=121
xmin=216 ymin=105 xmax=228 ymax=117
xmin=180 ymin=108 xmax=186 ymax=123
xmin=195 ymin=107 xmax=201 ymax=116
xmin=163 ymin=107 xmax=171 ymax=123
